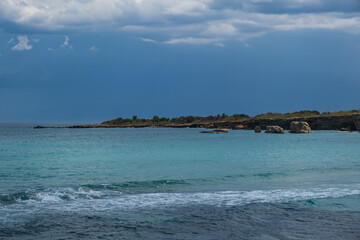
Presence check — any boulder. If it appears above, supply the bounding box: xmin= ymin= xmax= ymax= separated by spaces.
xmin=354 ymin=116 xmax=360 ymax=131
xmin=265 ymin=126 xmax=284 ymax=134
xmin=200 ymin=129 xmax=229 ymax=134
xmin=254 ymin=126 xmax=261 ymax=133
xmin=289 ymin=121 xmax=311 ymax=133
xmin=33 ymin=125 xmax=46 ymax=129
xmin=213 ymin=129 xmax=229 ymax=133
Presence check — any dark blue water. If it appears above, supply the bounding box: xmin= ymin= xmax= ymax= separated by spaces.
xmin=1 ymin=126 xmax=359 ymax=239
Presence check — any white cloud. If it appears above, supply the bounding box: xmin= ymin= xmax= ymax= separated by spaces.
xmin=11 ymin=35 xmax=32 ymax=51
xmin=8 ymin=38 xmax=14 ymax=44
xmin=164 ymin=37 xmax=220 ymax=45
xmin=202 ymin=22 xmax=238 ymax=37
xmin=61 ymin=35 xmax=69 ymax=47
xmin=214 ymin=42 xmax=225 ymax=47
xmin=251 ymin=0 xmax=273 ymax=2
xmin=140 ymin=36 xmax=224 ymax=46
xmin=0 ymin=0 xmax=359 ymax=44
xmin=89 ymin=45 xmax=99 ymax=51
xmin=0 ymin=0 xmax=213 ymax=30
xmin=140 ymin=37 xmax=158 ymax=43
xmin=60 ymin=35 xmax=73 ymax=49
xmin=32 ymin=38 xmax=39 ymax=42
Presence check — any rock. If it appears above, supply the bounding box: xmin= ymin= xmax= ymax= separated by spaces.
xmin=289 ymin=121 xmax=311 ymax=133
xmin=354 ymin=116 xmax=360 ymax=131
xmin=214 ymin=129 xmax=229 ymax=133
xmin=265 ymin=126 xmax=284 ymax=134
xmin=204 ymin=123 xmax=215 ymax=129
xmin=235 ymin=124 xmax=245 ymax=129
xmin=254 ymin=126 xmax=261 ymax=133
xmin=340 ymin=127 xmax=351 ymax=132
xmin=200 ymin=129 xmax=229 ymax=134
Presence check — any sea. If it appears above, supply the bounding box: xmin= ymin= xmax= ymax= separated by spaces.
xmin=0 ymin=125 xmax=359 ymax=239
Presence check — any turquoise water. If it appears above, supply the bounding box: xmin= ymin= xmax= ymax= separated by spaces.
xmin=1 ymin=126 xmax=360 ymax=239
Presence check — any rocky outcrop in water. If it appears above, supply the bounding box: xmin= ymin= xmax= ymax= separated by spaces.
xmin=265 ymin=126 xmax=284 ymax=134
xmin=289 ymin=121 xmax=311 ymax=133
xmin=254 ymin=126 xmax=261 ymax=133
xmin=200 ymin=129 xmax=229 ymax=134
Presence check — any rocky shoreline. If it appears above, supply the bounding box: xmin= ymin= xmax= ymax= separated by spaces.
xmin=34 ymin=114 xmax=360 ymax=132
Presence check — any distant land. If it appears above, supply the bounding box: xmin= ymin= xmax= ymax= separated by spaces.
xmin=34 ymin=110 xmax=360 ymax=131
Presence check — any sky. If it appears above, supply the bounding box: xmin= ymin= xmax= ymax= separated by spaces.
xmin=0 ymin=0 xmax=360 ymax=123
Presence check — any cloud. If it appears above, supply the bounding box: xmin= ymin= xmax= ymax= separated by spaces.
xmin=11 ymin=35 xmax=32 ymax=51
xmin=32 ymin=38 xmax=39 ymax=42
xmin=0 ymin=0 xmax=359 ymax=44
xmin=140 ymin=37 xmax=158 ymax=43
xmin=60 ymin=35 xmax=69 ymax=47
xmin=214 ymin=42 xmax=225 ymax=47
xmin=89 ymin=45 xmax=99 ymax=51
xmin=8 ymin=38 xmax=14 ymax=44
xmin=60 ymin=35 xmax=72 ymax=49
xmin=140 ymin=36 xmax=224 ymax=46
xmin=164 ymin=37 xmax=220 ymax=45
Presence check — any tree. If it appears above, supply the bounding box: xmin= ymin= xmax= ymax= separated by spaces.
xmin=152 ymin=115 xmax=160 ymax=123
xmin=132 ymin=115 xmax=138 ymax=120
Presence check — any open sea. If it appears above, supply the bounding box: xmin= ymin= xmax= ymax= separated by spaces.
xmin=0 ymin=125 xmax=359 ymax=239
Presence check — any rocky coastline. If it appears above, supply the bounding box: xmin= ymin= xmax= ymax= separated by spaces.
xmin=34 ymin=113 xmax=360 ymax=132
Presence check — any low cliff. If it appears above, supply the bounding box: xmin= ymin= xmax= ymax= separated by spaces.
xmin=213 ymin=114 xmax=360 ymax=131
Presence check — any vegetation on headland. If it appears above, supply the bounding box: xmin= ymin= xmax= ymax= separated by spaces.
xmin=102 ymin=113 xmax=250 ymax=126
xmin=254 ymin=110 xmax=360 ymax=120
xmin=101 ymin=110 xmax=359 ymax=126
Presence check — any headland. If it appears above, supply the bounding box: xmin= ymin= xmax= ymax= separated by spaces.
xmin=34 ymin=110 xmax=360 ymax=131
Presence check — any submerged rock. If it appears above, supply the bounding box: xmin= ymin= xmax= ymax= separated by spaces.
xmin=200 ymin=129 xmax=229 ymax=134
xmin=289 ymin=121 xmax=311 ymax=133
xmin=265 ymin=126 xmax=284 ymax=134
xmin=254 ymin=126 xmax=261 ymax=133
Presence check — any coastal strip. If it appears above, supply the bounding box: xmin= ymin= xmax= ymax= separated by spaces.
xmin=34 ymin=111 xmax=360 ymax=131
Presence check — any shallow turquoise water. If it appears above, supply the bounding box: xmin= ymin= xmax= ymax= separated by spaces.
xmin=1 ymin=126 xmax=360 ymax=239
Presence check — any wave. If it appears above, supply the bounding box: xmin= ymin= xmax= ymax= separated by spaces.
xmin=114 ymin=187 xmax=360 ymax=209
xmin=0 ymin=187 xmax=106 ymax=204
xmin=1 ymin=185 xmax=359 ymax=209
xmin=2 ymin=164 xmax=358 ymax=204
xmin=83 ymin=179 xmax=189 ymax=191
xmin=1 ymin=164 xmax=359 ymax=205
xmin=222 ymin=172 xmax=288 ymax=180
xmin=85 ymin=165 xmax=360 ymax=191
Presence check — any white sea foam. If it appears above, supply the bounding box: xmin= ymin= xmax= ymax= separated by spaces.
xmin=1 ymin=185 xmax=359 ymax=224
xmin=23 ymin=187 xmax=108 ymax=203
xmin=109 ymin=187 xmax=360 ymax=209
xmin=12 ymin=185 xmax=359 ymax=213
